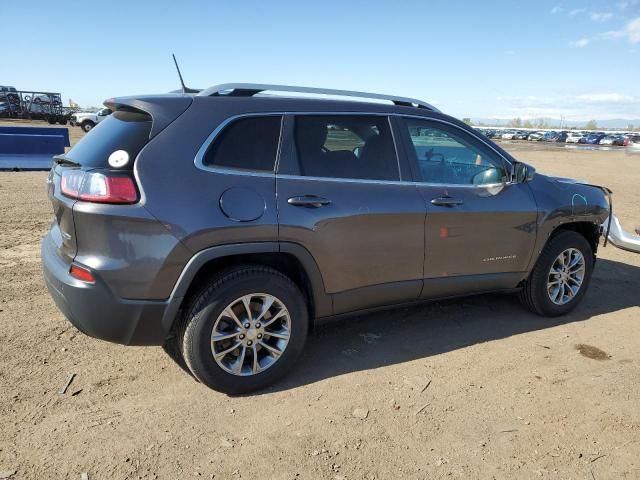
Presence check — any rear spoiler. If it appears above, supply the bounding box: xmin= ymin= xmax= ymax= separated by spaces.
xmin=103 ymin=94 xmax=193 ymax=138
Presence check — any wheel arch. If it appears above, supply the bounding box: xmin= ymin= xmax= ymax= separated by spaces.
xmin=526 ymin=220 xmax=601 ymax=280
xmin=161 ymin=242 xmax=332 ymax=334
xmin=549 ymin=221 xmax=600 ymax=257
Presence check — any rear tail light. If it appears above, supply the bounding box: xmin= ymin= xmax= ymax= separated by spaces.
xmin=61 ymin=170 xmax=138 ymax=204
xmin=69 ymin=264 xmax=95 ymax=283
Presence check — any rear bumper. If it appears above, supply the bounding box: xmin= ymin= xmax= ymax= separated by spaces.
xmin=41 ymin=234 xmax=171 ymax=346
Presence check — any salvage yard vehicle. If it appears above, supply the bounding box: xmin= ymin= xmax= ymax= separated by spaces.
xmin=566 ymin=132 xmax=585 ymax=143
xmin=70 ymin=107 xmax=112 ymax=132
xmin=627 ymin=135 xmax=640 ymax=149
xmin=41 ymin=83 xmax=639 ymax=394
xmin=585 ymin=133 xmax=606 ymax=145
xmin=513 ymin=131 xmax=529 ymax=140
xmin=599 ymin=135 xmax=618 ymax=146
xmin=611 ymin=135 xmax=629 ymax=147
xmin=527 ymin=131 xmax=546 ymax=141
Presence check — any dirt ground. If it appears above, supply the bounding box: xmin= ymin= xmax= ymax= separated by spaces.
xmin=0 ymin=124 xmax=639 ymax=479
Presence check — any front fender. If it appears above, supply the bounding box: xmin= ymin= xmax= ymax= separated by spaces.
xmin=526 ymin=174 xmax=609 ymax=270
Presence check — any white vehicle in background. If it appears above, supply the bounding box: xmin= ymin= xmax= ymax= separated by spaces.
xmin=527 ymin=131 xmax=545 ymax=141
xmin=69 ymin=107 xmax=112 ymax=132
xmin=501 ymin=130 xmax=517 ymax=139
xmin=599 ymin=135 xmax=617 ymax=145
xmin=566 ymin=132 xmax=585 ymax=143
xmin=628 ymin=135 xmax=640 ymax=150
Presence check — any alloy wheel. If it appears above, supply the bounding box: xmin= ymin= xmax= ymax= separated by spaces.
xmin=210 ymin=294 xmax=291 ymax=376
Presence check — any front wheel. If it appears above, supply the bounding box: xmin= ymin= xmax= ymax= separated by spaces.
xmin=81 ymin=121 xmax=94 ymax=132
xmin=179 ymin=266 xmax=309 ymax=394
xmin=519 ymin=231 xmax=594 ymax=316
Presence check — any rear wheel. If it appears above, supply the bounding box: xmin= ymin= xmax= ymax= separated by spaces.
xmin=519 ymin=231 xmax=594 ymax=316
xmin=179 ymin=266 xmax=308 ymax=394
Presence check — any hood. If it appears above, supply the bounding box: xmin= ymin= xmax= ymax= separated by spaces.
xmin=542 ymin=173 xmax=612 ymax=194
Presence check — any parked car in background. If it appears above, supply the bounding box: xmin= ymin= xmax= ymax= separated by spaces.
xmin=527 ymin=131 xmax=546 ymax=141
xmin=566 ymin=132 xmax=585 ymax=143
xmin=513 ymin=131 xmax=529 ymax=140
xmin=476 ymin=129 xmax=493 ymax=138
xmin=599 ymin=135 xmax=618 ymax=145
xmin=612 ymin=135 xmax=630 ymax=147
xmin=483 ymin=129 xmax=496 ymax=138
xmin=543 ymin=132 xmax=559 ymax=142
xmin=70 ymin=107 xmax=112 ymax=132
xmin=501 ymin=130 xmax=517 ymax=140
xmin=555 ymin=132 xmax=569 ymax=143
xmin=628 ymin=135 xmax=640 ymax=150
xmin=585 ymin=133 xmax=606 ymax=145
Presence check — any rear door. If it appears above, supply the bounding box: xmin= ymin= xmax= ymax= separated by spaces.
xmin=276 ymin=114 xmax=426 ymax=314
xmin=397 ymin=117 xmax=538 ymax=298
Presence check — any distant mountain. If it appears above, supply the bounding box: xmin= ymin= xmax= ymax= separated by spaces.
xmin=469 ymin=117 xmax=640 ymax=129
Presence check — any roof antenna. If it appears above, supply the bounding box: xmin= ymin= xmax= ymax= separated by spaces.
xmin=172 ymin=54 xmax=200 ymax=94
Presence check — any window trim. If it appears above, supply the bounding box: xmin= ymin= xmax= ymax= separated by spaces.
xmin=194 ymin=112 xmax=404 ymax=181
xmin=397 ymin=115 xmax=513 ymax=188
xmin=193 ymin=111 xmax=513 ymax=189
xmin=194 ymin=113 xmax=284 ymax=176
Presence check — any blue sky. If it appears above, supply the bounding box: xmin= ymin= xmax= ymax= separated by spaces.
xmin=3 ymin=0 xmax=639 ymax=122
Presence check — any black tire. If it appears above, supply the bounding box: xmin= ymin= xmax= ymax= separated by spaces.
xmin=81 ymin=121 xmax=94 ymax=132
xmin=519 ymin=231 xmax=594 ymax=317
xmin=179 ymin=266 xmax=309 ymax=394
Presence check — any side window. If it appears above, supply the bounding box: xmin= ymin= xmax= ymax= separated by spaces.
xmin=403 ymin=119 xmax=507 ymax=186
xmin=203 ymin=116 xmax=282 ymax=172
xmin=292 ymin=115 xmax=399 ymax=181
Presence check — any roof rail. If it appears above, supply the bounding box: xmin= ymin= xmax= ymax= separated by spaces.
xmin=196 ymin=83 xmax=440 ymax=112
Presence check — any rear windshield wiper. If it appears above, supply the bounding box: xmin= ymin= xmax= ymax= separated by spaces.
xmin=53 ymin=154 xmax=80 ymax=167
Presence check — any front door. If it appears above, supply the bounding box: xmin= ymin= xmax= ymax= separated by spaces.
xmin=276 ymin=114 xmax=426 ymax=314
xmin=397 ymin=117 xmax=538 ymax=298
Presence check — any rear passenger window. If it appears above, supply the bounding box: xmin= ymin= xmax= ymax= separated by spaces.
xmin=292 ymin=115 xmax=399 ymax=181
xmin=203 ymin=116 xmax=281 ymax=172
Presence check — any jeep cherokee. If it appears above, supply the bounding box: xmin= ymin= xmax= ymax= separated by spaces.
xmin=42 ymin=84 xmax=611 ymax=393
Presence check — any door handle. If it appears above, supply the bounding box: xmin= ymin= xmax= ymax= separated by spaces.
xmin=287 ymin=195 xmax=332 ymax=208
xmin=431 ymin=196 xmax=464 ymax=207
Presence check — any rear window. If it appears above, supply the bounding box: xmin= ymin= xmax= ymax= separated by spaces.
xmin=66 ymin=110 xmax=152 ymax=169
xmin=202 ymin=116 xmax=281 ymax=172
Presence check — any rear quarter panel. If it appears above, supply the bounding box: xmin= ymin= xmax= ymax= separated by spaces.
xmin=134 ymin=97 xmax=280 ymax=286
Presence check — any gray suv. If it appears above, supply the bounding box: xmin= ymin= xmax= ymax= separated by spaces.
xmin=42 ymin=84 xmax=610 ymax=393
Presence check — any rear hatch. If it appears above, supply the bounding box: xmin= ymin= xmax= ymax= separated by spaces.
xmin=46 ymin=95 xmax=192 ymax=264
xmin=47 ymin=109 xmax=153 ymax=263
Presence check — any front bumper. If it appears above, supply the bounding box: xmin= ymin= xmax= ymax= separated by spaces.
xmin=603 ymin=215 xmax=640 ymax=254
xmin=41 ymin=234 xmax=171 ymax=345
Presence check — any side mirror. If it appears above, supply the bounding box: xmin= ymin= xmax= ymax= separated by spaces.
xmin=512 ymin=162 xmax=535 ymax=183
xmin=472 ymin=166 xmax=505 ymax=186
